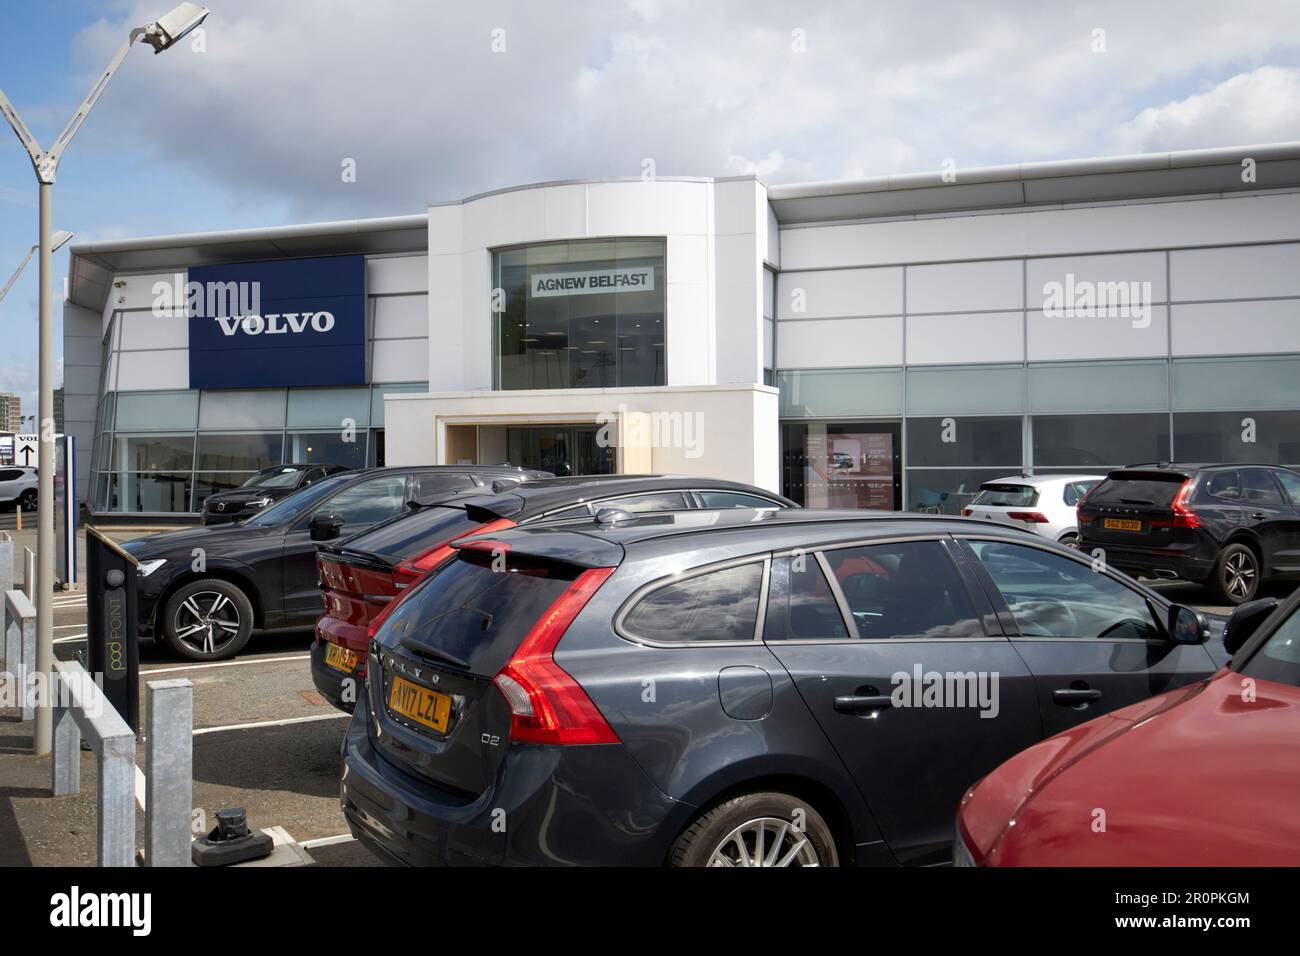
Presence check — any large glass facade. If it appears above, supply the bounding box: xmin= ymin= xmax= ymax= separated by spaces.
xmin=493 ymin=239 xmax=666 ymax=390
xmin=91 ymin=382 xmax=423 ymax=514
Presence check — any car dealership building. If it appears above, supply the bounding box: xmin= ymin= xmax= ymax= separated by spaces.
xmin=63 ymin=140 xmax=1300 ymax=519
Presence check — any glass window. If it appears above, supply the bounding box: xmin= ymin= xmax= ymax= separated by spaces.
xmin=1241 ymin=469 xmax=1285 ymax=506
xmin=966 ymin=540 xmax=1161 ymax=640
xmin=601 ymin=491 xmax=690 ymax=513
xmin=971 ymin=483 xmax=1038 ymax=508
xmin=198 ymin=389 xmax=286 ymax=429
xmin=1031 ymin=413 xmax=1170 ymax=468
xmin=287 ymin=431 xmax=367 ymax=470
xmin=113 ymin=390 xmax=199 ymax=431
xmin=410 ymin=473 xmax=477 ymax=502
xmin=246 ymin=474 xmax=352 ymax=527
xmin=906 ymin=416 xmax=1021 ymax=468
xmin=1173 ymin=411 xmax=1300 ymax=465
xmin=107 ymin=473 xmax=193 ymax=513
xmin=313 ymin=474 xmax=409 ymax=528
xmin=111 ymin=434 xmax=194 ymax=472
xmin=196 ymin=433 xmax=284 ymax=471
xmin=821 ymin=541 xmax=981 ymax=640
xmin=782 ymin=422 xmax=900 ymax=509
xmin=370 ymin=382 xmax=425 ymax=426
xmin=622 ymin=562 xmax=764 ymax=644
xmin=1028 ymin=360 xmax=1168 ymax=413
xmin=494 ymin=238 xmax=665 ymax=390
xmin=1063 ymin=480 xmax=1099 ymax=506
xmin=906 ymin=365 xmax=1023 ymax=416
xmin=764 ymin=556 xmax=850 ymax=641
xmin=1275 ymin=469 xmax=1300 ymax=507
xmin=1173 ymin=356 xmax=1300 ymax=411
xmin=777 ymin=368 xmax=903 ymax=418
xmin=287 ymin=387 xmax=370 ymax=429
xmin=907 ymin=468 xmax=1015 ymax=515
xmin=697 ymin=491 xmax=782 ymax=509
xmin=1205 ymin=470 xmax=1242 ymax=501
xmin=245 ymin=466 xmax=308 ymax=489
xmin=1240 ymin=601 xmax=1300 ymax=688
xmin=193 ymin=472 xmax=257 ymax=511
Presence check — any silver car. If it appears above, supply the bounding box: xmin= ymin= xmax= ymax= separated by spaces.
xmin=961 ymin=473 xmax=1103 ymax=546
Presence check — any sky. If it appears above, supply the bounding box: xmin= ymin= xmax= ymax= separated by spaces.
xmin=1 ymin=0 xmax=1299 ymax=417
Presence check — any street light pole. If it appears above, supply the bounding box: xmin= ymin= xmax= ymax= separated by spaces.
xmin=0 ymin=3 xmax=210 ymax=754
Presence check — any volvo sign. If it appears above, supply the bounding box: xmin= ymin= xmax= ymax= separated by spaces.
xmin=187 ymin=255 xmax=366 ymax=388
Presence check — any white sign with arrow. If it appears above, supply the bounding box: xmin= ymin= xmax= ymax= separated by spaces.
xmin=14 ymin=434 xmax=38 ymax=468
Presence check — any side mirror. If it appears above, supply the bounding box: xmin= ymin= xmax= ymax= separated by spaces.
xmin=309 ymin=512 xmax=345 ymax=541
xmin=1167 ymin=604 xmax=1209 ymax=645
xmin=1222 ymin=598 xmax=1279 ymax=656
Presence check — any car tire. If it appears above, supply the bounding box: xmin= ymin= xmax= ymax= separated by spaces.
xmin=669 ymin=792 xmax=839 ymax=867
xmin=161 ymin=578 xmax=254 ymax=661
xmin=1057 ymin=532 xmax=1079 ymax=548
xmin=18 ymin=489 xmax=36 ymax=511
xmin=1209 ymin=543 xmax=1261 ymax=606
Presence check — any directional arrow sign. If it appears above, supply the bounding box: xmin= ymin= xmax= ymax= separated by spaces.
xmin=15 ymin=434 xmax=38 ymax=468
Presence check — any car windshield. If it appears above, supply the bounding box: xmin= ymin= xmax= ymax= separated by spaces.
xmin=971 ymin=484 xmax=1037 ymax=508
xmin=243 ymin=467 xmax=305 ymax=490
xmin=1241 ymin=602 xmax=1300 ymax=689
xmin=243 ymin=474 xmax=352 ymax=527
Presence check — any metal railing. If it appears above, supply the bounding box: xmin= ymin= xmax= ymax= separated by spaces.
xmin=51 ymin=658 xmax=193 ymax=867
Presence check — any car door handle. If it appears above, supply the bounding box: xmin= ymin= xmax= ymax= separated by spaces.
xmin=1052 ymin=688 xmax=1102 ymax=705
xmin=1250 ymin=512 xmax=1267 ymax=520
xmin=834 ymin=694 xmax=894 ymax=714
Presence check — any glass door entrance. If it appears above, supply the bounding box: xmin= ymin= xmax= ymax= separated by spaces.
xmin=505 ymin=425 xmax=616 ymax=477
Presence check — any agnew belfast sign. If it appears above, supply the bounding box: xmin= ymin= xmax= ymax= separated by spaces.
xmin=530 ymin=265 xmax=655 ymax=298
xmin=188 ymin=255 xmax=366 ymax=388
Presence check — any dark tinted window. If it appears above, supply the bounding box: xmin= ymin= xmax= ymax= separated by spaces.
xmin=1276 ymin=470 xmax=1300 ymax=507
xmin=602 ymin=491 xmax=690 ymax=513
xmin=765 ymin=556 xmax=849 ymax=640
xmin=375 ymin=551 xmax=578 ymax=677
xmin=1063 ymin=480 xmax=1098 ymax=506
xmin=0 ymin=469 xmax=23 ymax=482
xmin=1241 ymin=601 xmax=1300 ymax=689
xmin=622 ymin=562 xmax=763 ymax=643
xmin=967 ymin=540 xmax=1161 ymax=640
xmin=315 ymin=475 xmax=409 ymax=527
xmin=906 ymin=416 xmax=1022 ymax=467
xmin=1205 ymin=470 xmax=1242 ymax=501
xmin=1241 ymin=469 xmax=1284 ymax=506
xmin=411 ymin=473 xmax=477 ymax=501
xmin=340 ymin=506 xmax=482 ymax=560
xmin=1032 ymin=413 xmax=1170 ymax=468
xmin=971 ymin=484 xmax=1037 ymax=508
xmin=822 ymin=541 xmax=981 ymax=640
xmin=697 ymin=491 xmax=781 ymax=509
xmin=1087 ymin=474 xmax=1185 ymax=507
xmin=244 ymin=474 xmax=352 ymax=526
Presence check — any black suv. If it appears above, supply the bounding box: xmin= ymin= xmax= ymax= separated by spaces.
xmin=342 ymin=508 xmax=1223 ymax=867
xmin=200 ymin=463 xmax=350 ymax=525
xmin=122 ymin=464 xmax=548 ymax=660
xmin=1078 ymin=463 xmax=1300 ymax=605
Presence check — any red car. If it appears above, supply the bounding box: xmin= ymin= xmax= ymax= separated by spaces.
xmin=956 ymin=593 xmax=1300 ymax=866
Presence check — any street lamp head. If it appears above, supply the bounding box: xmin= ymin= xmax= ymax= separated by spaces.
xmin=142 ymin=3 xmax=210 ymax=53
xmin=51 ymin=231 xmax=74 ymax=252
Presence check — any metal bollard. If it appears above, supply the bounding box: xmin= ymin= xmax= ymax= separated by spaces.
xmin=145 ymin=678 xmax=193 ymax=867
xmin=98 ymin=733 xmax=136 ymax=867
xmin=5 ymin=590 xmax=36 ymax=722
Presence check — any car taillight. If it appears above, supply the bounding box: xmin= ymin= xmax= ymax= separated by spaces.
xmin=1170 ymin=479 xmax=1201 ymax=529
xmin=493 ymin=566 xmax=619 ymax=746
xmin=960 ymin=507 xmax=973 ymax=516
xmin=392 ymin=517 xmax=517 ymax=589
xmin=1007 ymin=511 xmax=1049 ymax=523
xmin=366 ymin=592 xmax=402 ymax=640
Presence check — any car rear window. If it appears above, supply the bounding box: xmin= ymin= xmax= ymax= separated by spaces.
xmin=373 ymin=551 xmax=580 ymax=677
xmin=341 ymin=506 xmax=483 ymax=560
xmin=970 ymin=484 xmax=1037 ymax=508
xmin=621 ymin=562 xmax=764 ymax=643
xmin=1084 ymin=474 xmax=1184 ymax=507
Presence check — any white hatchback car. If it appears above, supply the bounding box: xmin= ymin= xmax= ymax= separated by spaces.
xmin=960 ymin=473 xmax=1103 ymax=545
xmin=0 ymin=466 xmax=38 ymax=511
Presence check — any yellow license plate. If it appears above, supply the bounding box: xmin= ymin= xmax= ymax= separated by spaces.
xmin=387 ymin=676 xmax=452 ymax=734
xmin=1103 ymin=518 xmax=1143 ymax=531
xmin=323 ymin=642 xmax=359 ymax=673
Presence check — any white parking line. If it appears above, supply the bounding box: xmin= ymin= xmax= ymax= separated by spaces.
xmin=300 ymin=833 xmax=356 ymax=850
xmin=193 ymin=713 xmax=349 ymax=735
xmin=54 ymin=634 xmax=87 ymax=644
xmin=54 ymin=623 xmax=85 ymax=629
xmin=141 ymin=653 xmax=310 ymax=676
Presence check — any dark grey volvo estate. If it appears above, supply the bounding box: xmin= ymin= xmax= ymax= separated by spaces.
xmin=341 ymin=509 xmax=1225 ymax=867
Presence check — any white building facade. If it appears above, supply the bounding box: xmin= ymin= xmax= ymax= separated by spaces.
xmin=64 ymin=142 xmax=1300 ymax=519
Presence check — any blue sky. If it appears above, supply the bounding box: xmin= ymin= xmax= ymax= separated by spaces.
xmin=2 ymin=0 xmax=1299 ymax=416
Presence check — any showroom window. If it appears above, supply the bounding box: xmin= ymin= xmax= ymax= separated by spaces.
xmin=905 ymin=416 xmax=1023 ymax=515
xmin=781 ymin=421 xmax=901 ymax=510
xmin=1031 ymin=413 xmax=1170 ymax=471
xmin=1173 ymin=411 xmax=1300 ymax=465
xmin=493 ymin=239 xmax=666 ymax=390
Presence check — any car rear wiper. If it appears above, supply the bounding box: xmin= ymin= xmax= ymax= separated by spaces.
xmin=398 ymin=636 xmax=470 ymax=670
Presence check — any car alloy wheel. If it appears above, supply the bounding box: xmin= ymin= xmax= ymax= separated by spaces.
xmin=172 ymin=590 xmax=241 ymax=655
xmin=19 ymin=489 xmax=36 ymax=510
xmin=706 ymin=817 xmax=823 ymax=867
xmin=1223 ymin=548 xmax=1257 ymax=602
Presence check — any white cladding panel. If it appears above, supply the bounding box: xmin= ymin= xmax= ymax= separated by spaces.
xmin=776 ymin=267 xmax=903 ymax=319
xmin=777 ymin=316 xmax=903 ymax=368
xmin=907 ymin=311 xmax=1024 ymax=365
xmin=1170 ymin=242 xmax=1300 ymax=301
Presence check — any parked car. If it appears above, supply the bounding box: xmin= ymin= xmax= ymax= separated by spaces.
xmin=121 ymin=464 xmax=549 ymax=660
xmin=200 ymin=463 xmax=351 ymax=525
xmin=0 ymin=466 xmax=37 ymax=511
xmin=312 ymin=475 xmax=796 ymax=711
xmin=961 ymin=473 xmax=1102 ymax=545
xmin=956 ymin=591 xmax=1300 ymax=866
xmin=1078 ymin=463 xmax=1300 ymax=605
xmin=341 ymin=508 xmax=1223 ymax=867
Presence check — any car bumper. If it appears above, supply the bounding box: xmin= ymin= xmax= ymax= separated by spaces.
xmin=310 ymin=639 xmax=362 ymax=713
xmin=201 ymin=512 xmax=243 ymax=525
xmin=1079 ymin=539 xmax=1215 ymax=582
xmin=340 ymin=703 xmax=684 ymax=866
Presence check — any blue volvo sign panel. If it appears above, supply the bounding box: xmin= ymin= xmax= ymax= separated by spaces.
xmin=188 ymin=255 xmax=366 ymax=388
